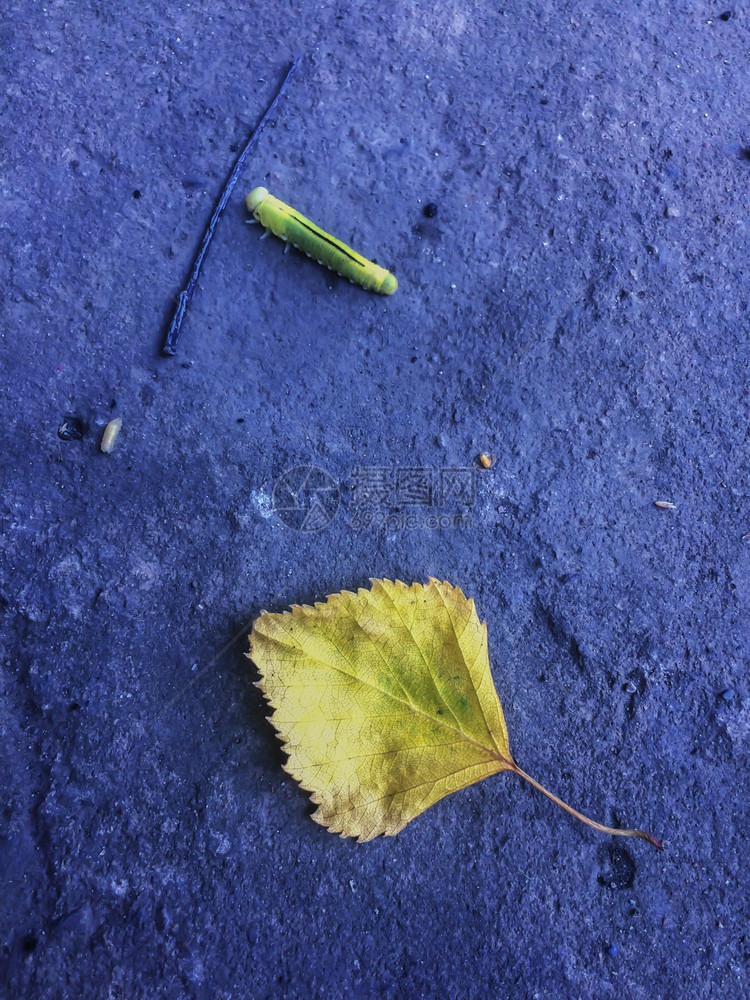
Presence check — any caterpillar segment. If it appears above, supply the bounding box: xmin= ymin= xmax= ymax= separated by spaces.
xmin=245 ymin=186 xmax=398 ymax=295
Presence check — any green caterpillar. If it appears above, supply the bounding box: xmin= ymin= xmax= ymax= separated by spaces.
xmin=245 ymin=187 xmax=398 ymax=295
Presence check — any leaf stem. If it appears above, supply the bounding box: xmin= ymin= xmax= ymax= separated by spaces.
xmin=510 ymin=763 xmax=662 ymax=849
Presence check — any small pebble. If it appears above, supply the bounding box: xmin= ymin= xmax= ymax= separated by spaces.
xmin=100 ymin=417 xmax=122 ymax=454
xmin=720 ymin=688 xmax=734 ymax=702
xmin=58 ymin=416 xmax=83 ymax=441
xmin=423 ymin=202 xmax=438 ymax=218
xmin=608 ymin=943 xmax=619 ymax=957
xmin=719 ymin=10 xmax=732 ymax=20
xmin=665 ymin=206 xmax=680 ymax=217
xmin=623 ymin=681 xmax=637 ymax=695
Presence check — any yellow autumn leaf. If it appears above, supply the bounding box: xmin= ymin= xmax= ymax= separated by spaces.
xmin=250 ymin=578 xmax=661 ymax=846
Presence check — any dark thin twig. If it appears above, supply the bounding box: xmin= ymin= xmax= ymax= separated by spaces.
xmin=162 ymin=55 xmax=301 ymax=356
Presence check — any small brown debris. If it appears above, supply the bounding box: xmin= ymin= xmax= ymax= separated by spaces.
xmin=478 ymin=453 xmax=493 ymax=469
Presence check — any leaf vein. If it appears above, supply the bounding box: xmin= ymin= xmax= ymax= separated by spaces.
xmin=432 ymin=584 xmax=500 ymax=752
xmin=374 ymin=583 xmax=463 ymax=729
xmin=264 ymin=625 xmax=505 ymax=763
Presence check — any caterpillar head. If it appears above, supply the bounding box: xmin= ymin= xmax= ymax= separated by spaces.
xmin=246 ymin=187 xmax=269 ymax=213
xmin=379 ymin=273 xmax=398 ymax=295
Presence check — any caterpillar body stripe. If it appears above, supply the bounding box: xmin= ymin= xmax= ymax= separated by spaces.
xmin=246 ymin=187 xmax=398 ymax=295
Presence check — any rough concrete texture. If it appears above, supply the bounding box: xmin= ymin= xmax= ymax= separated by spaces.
xmin=1 ymin=1 xmax=748 ymax=997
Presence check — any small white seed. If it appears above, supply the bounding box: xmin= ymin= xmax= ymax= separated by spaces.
xmin=101 ymin=417 xmax=122 ymax=454
xmin=654 ymin=500 xmax=676 ymax=509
